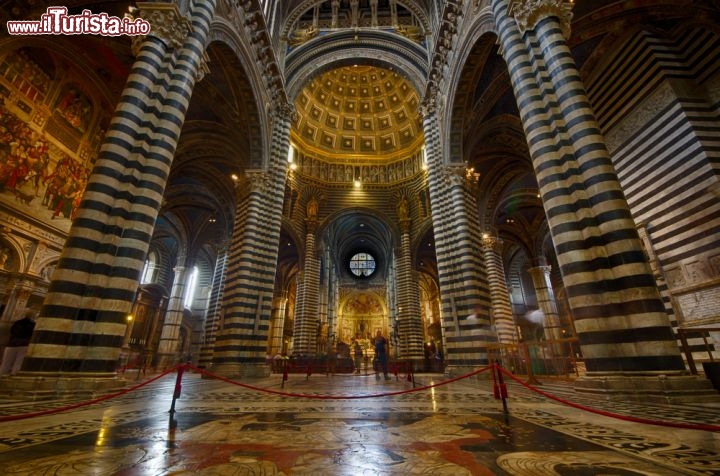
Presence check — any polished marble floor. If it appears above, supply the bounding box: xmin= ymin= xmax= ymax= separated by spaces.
xmin=0 ymin=367 xmax=719 ymax=475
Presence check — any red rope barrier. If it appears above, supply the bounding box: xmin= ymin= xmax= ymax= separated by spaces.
xmin=4 ymin=362 xmax=715 ymax=435
xmin=0 ymin=365 xmax=181 ymax=423
xmin=496 ymin=365 xmax=720 ymax=432
xmin=186 ymin=363 xmax=493 ymax=399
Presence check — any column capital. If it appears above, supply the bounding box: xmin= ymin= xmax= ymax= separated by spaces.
xmin=419 ymin=88 xmax=444 ymax=118
xmin=527 ymin=264 xmax=552 ymax=280
xmin=443 ymin=165 xmax=478 ymax=193
xmin=131 ymin=3 xmax=193 ymax=52
xmin=236 ymin=169 xmax=269 ymax=196
xmin=508 ymin=0 xmax=574 ymax=39
xmin=481 ymin=234 xmax=503 ymax=253
xmin=269 ymin=100 xmax=297 ymax=125
xmin=305 ymin=220 xmax=319 ymax=234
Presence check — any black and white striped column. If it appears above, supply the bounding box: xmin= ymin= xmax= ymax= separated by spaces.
xmin=421 ymin=98 xmax=493 ymax=370
xmin=212 ymin=105 xmax=291 ymax=377
xmin=22 ymin=1 xmax=216 ymax=375
xmin=198 ymin=247 xmax=228 ymax=368
xmin=482 ymin=235 xmax=517 ymax=344
xmin=527 ymin=264 xmax=562 ymax=342
xmin=494 ymin=0 xmax=685 ymax=373
xmin=291 ymin=200 xmax=321 ymax=356
xmin=395 ymin=208 xmax=424 ymax=360
xmin=156 ymin=263 xmax=190 ymax=369
xmin=268 ymin=292 xmax=288 ymax=357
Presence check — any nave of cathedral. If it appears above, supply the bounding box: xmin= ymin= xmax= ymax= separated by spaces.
xmin=0 ymin=0 xmax=720 ymax=469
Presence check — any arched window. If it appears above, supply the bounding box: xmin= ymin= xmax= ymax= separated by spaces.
xmin=140 ymin=251 xmax=158 ymax=284
xmin=184 ymin=266 xmax=199 ymax=308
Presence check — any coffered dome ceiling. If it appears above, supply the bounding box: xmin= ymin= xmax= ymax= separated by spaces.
xmin=292 ymin=65 xmax=423 ymax=162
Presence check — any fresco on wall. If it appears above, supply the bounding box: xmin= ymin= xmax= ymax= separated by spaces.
xmin=342 ymin=292 xmax=383 ymax=315
xmin=54 ymin=84 xmax=92 ymax=133
xmin=0 ymin=103 xmax=90 ymax=228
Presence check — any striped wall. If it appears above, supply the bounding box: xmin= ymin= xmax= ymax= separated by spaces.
xmin=492 ymin=0 xmax=685 ymax=373
xmin=212 ymin=113 xmax=290 ymax=376
xmin=588 ymin=27 xmax=720 ymax=361
xmin=23 ymin=1 xmax=216 ymax=374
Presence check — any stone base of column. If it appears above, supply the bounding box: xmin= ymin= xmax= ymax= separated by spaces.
xmin=574 ymin=373 xmax=720 ymax=404
xmin=0 ymin=373 xmax=127 ymax=400
xmin=154 ymin=352 xmax=182 ymax=372
xmin=210 ymin=362 xmax=271 ymax=379
xmin=444 ymin=365 xmax=492 ymax=381
xmin=396 ymin=357 xmax=428 ymax=374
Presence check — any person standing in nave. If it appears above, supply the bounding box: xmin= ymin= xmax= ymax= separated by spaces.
xmin=353 ymin=338 xmax=364 ymax=374
xmin=0 ymin=309 xmax=36 ymax=376
xmin=374 ymin=330 xmax=390 ymax=381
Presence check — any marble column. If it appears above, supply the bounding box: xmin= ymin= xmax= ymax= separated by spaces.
xmin=198 ymin=247 xmax=228 ymax=368
xmin=481 ymin=235 xmax=517 ymax=344
xmin=212 ymin=104 xmax=292 ymax=377
xmin=269 ymin=292 xmax=288 ymax=356
xmin=395 ymin=197 xmax=424 ymax=360
xmin=527 ymin=263 xmax=563 ymax=342
xmin=291 ymin=196 xmax=321 ymax=356
xmin=421 ymin=95 xmax=493 ymax=372
xmin=155 ymin=263 xmax=191 ymax=369
xmin=19 ymin=1 xmax=216 ymax=380
xmin=493 ymin=0 xmax=685 ymax=373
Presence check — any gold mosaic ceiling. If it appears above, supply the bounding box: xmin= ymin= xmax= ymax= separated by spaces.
xmin=293 ymin=66 xmax=423 ymax=161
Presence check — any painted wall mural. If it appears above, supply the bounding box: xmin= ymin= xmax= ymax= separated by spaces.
xmin=0 ymin=47 xmax=106 ymax=233
xmin=338 ymin=292 xmax=386 ymax=343
xmin=0 ymin=103 xmax=90 ymax=226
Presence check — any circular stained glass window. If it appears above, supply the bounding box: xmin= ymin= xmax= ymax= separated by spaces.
xmin=349 ymin=252 xmax=376 ymax=277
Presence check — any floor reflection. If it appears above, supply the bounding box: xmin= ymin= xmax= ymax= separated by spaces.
xmin=0 ymin=373 xmax=717 ymax=475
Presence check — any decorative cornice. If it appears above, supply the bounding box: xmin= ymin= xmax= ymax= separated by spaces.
xmin=507 ymin=0 xmax=574 ymax=40
xmin=196 ymin=51 xmax=211 ymax=82
xmin=238 ymin=0 xmax=289 ymax=106
xmin=424 ymin=0 xmax=463 ymax=104
xmin=280 ymin=0 xmax=431 ymax=41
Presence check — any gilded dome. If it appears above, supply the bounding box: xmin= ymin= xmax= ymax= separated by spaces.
xmin=293 ymin=65 xmax=423 ymax=161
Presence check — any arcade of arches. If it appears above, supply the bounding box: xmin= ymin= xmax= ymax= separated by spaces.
xmin=0 ymin=0 xmax=719 ymax=401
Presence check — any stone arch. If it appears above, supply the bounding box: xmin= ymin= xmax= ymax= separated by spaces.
xmin=0 ymin=236 xmax=25 ymax=273
xmin=284 ymin=30 xmax=428 ymax=101
xmin=207 ymin=19 xmax=273 ymax=169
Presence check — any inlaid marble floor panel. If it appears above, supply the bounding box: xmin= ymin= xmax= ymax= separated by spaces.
xmin=0 ymin=371 xmax=718 ymax=475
